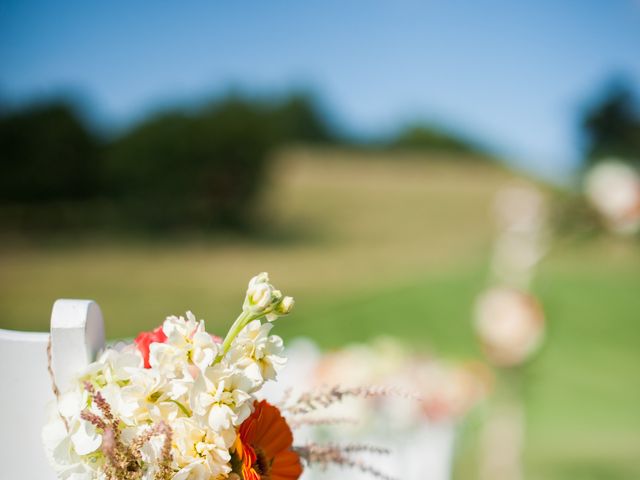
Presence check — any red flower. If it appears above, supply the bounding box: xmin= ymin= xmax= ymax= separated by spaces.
xmin=134 ymin=326 xmax=167 ymax=368
xmin=235 ymin=400 xmax=302 ymax=480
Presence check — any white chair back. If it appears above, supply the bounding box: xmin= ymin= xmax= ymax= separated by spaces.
xmin=0 ymin=299 xmax=105 ymax=479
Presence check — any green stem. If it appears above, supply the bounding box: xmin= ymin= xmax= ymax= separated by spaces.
xmin=215 ymin=310 xmax=253 ymax=364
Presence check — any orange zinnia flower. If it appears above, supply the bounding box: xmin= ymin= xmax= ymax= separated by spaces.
xmin=234 ymin=400 xmax=302 ymax=480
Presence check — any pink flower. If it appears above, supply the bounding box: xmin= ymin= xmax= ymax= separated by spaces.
xmin=134 ymin=326 xmax=167 ymax=368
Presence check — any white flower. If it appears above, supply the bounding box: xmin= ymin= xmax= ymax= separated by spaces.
xmin=111 ymin=368 xmax=188 ymax=424
xmin=42 ymin=403 xmax=103 ymax=479
xmin=135 ymin=433 xmax=165 ymax=479
xmin=173 ymin=462 xmax=218 ymax=480
xmin=172 ymin=417 xmax=231 ymax=479
xmin=149 ymin=342 xmax=187 ymax=378
xmin=42 ymin=413 xmax=81 ymax=476
xmin=57 ymin=388 xmax=88 ymax=419
xmin=245 ymin=273 xmax=281 ymax=311
xmin=150 ymin=312 xmax=219 ymax=375
xmin=191 ymin=364 xmax=254 ymax=443
xmin=243 ymin=272 xmax=293 ymax=321
xmin=228 ymin=320 xmax=286 ymax=386
xmin=70 ymin=419 xmax=102 ymax=456
xmin=82 ymin=348 xmax=141 ymax=388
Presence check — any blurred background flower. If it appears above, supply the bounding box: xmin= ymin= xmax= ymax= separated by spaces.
xmin=474 ymin=287 xmax=545 ymax=368
xmin=584 ymin=160 xmax=640 ymax=234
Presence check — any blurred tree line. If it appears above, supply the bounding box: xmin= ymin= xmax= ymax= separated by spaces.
xmin=0 ymin=91 xmax=489 ymax=233
xmin=0 ymin=93 xmax=337 ymax=232
xmin=390 ymin=124 xmax=483 ymax=156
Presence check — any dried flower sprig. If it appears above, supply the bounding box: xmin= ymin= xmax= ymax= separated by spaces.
xmin=287 ymin=415 xmax=359 ymax=429
xmin=81 ymin=383 xmax=173 ymax=480
xmin=83 ymin=382 xmax=118 ymax=437
xmin=296 ymin=443 xmax=396 ymax=480
xmin=284 ymin=385 xmax=421 ymax=415
xmin=341 ymin=444 xmax=392 ymax=455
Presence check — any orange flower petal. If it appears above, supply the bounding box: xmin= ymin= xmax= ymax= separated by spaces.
xmin=237 ymin=400 xmax=302 ymax=480
xmin=270 ymin=450 xmax=303 ymax=480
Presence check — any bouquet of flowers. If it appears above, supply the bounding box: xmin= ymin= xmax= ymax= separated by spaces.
xmin=43 ymin=273 xmax=394 ymax=480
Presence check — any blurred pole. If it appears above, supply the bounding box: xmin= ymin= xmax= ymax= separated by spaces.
xmin=479 ymin=371 xmax=525 ymax=480
xmin=475 ymin=183 xmax=549 ymax=480
xmin=490 ymin=184 xmax=549 ymax=290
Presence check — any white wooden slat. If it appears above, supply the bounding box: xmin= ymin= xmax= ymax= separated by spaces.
xmin=50 ymin=299 xmax=105 ymax=393
xmin=0 ymin=299 xmax=105 ymax=479
xmin=0 ymin=329 xmax=53 ymax=478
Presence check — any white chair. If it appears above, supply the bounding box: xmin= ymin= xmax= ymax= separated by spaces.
xmin=0 ymin=299 xmax=105 ymax=479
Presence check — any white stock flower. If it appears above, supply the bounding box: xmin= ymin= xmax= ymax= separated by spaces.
xmin=229 ymin=320 xmax=286 ymax=386
xmin=82 ymin=348 xmax=141 ymax=388
xmin=172 ymin=417 xmax=231 ymax=479
xmin=191 ymin=364 xmax=254 ymax=442
xmin=173 ymin=462 xmax=222 ymax=480
xmin=134 ymin=433 xmax=165 ymax=480
xmin=151 ymin=311 xmax=219 ymax=375
xmin=149 ymin=342 xmax=187 ymax=378
xmin=70 ymin=419 xmax=102 ymax=456
xmin=42 ymin=414 xmax=85 ymax=478
xmin=109 ymin=368 xmax=188 ymax=425
xmin=57 ymin=388 xmax=88 ymax=419
xmin=243 ymin=272 xmax=293 ymax=321
xmin=42 ymin=400 xmax=104 ymax=480
xmin=244 ymin=273 xmax=281 ymax=312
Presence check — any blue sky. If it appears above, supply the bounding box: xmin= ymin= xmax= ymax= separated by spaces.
xmin=1 ymin=0 xmax=639 ymax=180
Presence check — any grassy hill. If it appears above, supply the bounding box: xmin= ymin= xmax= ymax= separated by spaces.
xmin=1 ymin=147 xmax=638 ymax=479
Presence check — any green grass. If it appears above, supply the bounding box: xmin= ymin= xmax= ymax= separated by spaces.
xmin=289 ymin=251 xmax=640 ymax=479
xmin=1 ymin=147 xmax=639 ymax=478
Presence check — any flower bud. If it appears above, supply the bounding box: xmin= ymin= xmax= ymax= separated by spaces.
xmin=275 ymin=296 xmax=295 ymax=315
xmin=243 ymin=273 xmax=290 ymax=320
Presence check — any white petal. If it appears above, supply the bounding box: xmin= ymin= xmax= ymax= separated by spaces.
xmin=208 ymin=404 xmax=234 ymax=431
xmin=70 ymin=420 xmax=102 ymax=456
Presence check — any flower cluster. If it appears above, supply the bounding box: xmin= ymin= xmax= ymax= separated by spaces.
xmin=43 ymin=273 xmax=299 ymax=480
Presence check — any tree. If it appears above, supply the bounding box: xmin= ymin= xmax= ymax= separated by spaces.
xmin=0 ymin=103 xmax=101 ymax=203
xmin=269 ymin=93 xmax=337 ymax=144
xmin=582 ymin=81 xmax=640 ymax=169
xmin=105 ymin=98 xmax=274 ymax=229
